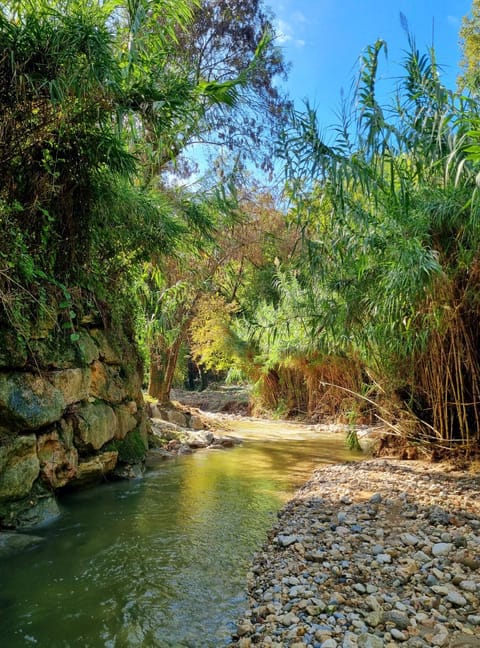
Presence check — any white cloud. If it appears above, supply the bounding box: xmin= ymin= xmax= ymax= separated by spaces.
xmin=274 ymin=17 xmax=294 ymax=43
xmin=292 ymin=11 xmax=306 ymax=23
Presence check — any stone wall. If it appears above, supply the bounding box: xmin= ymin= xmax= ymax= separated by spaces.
xmin=0 ymin=325 xmax=148 ymax=528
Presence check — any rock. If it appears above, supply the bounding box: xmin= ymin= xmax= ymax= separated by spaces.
xmin=166 ymin=410 xmax=188 ymax=427
xmin=89 ymin=329 xmax=121 ymax=364
xmin=69 ymin=451 xmax=118 ymax=486
xmin=358 ymin=633 xmax=384 ymax=648
xmin=390 ymin=628 xmax=406 ymax=641
xmin=48 ymin=368 xmax=90 ymax=406
xmin=190 ymin=415 xmax=205 ymax=430
xmin=446 ymin=591 xmax=467 ymax=606
xmin=237 ymin=621 xmax=254 ymax=636
xmin=74 ymin=401 xmax=118 ymax=450
xmin=0 ymin=372 xmax=65 ymax=432
xmin=385 ymin=610 xmax=410 ymax=630
xmin=277 ymin=534 xmax=299 ymax=547
xmin=114 ymin=404 xmax=138 ymax=440
xmin=369 ymin=493 xmax=382 ymax=504
xmin=458 ymin=580 xmax=477 ymax=592
xmin=37 ymin=430 xmax=78 ymax=489
xmin=0 ymin=531 xmax=45 ymax=557
xmin=90 ymin=360 xmax=127 ymax=404
xmin=0 ymin=434 xmax=40 ymax=500
xmin=431 ymin=543 xmax=454 ymax=557
xmin=15 ymin=495 xmax=60 ymax=528
xmin=279 ymin=611 xmax=299 ymax=626
xmin=76 ymin=329 xmax=100 ymax=365
xmin=186 ymin=432 xmax=210 ymax=448
xmin=365 ymin=609 xmax=384 ymax=627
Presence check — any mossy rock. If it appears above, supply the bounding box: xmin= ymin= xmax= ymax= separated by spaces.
xmin=0 ymin=330 xmax=28 ymax=369
xmin=0 ymin=373 xmax=66 ymax=433
xmin=105 ymin=429 xmax=147 ymax=464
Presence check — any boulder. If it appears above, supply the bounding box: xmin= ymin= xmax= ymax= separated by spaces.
xmin=0 ymin=532 xmax=45 ymax=557
xmin=166 ymin=409 xmax=188 ymax=427
xmin=190 ymin=414 xmax=205 ymax=430
xmin=15 ymin=495 xmax=61 ymax=528
xmin=89 ymin=329 xmax=121 ymax=364
xmin=0 ymin=372 xmax=65 ymax=432
xmin=74 ymin=401 xmax=117 ymax=450
xmin=90 ymin=360 xmax=127 ymax=404
xmin=114 ymin=404 xmax=138 ymax=440
xmin=37 ymin=430 xmax=78 ymax=489
xmin=0 ymin=434 xmax=40 ymax=500
xmin=48 ymin=368 xmax=91 ymax=406
xmin=70 ymin=451 xmax=118 ymax=487
xmin=76 ymin=329 xmax=99 ymax=366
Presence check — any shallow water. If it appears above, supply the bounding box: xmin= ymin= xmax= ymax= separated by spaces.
xmin=0 ymin=419 xmax=360 ymax=647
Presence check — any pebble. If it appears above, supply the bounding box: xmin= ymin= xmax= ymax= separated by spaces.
xmin=230 ymin=459 xmax=480 ymax=647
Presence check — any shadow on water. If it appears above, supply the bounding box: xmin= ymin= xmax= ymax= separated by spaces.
xmin=0 ymin=419 xmax=361 ymax=647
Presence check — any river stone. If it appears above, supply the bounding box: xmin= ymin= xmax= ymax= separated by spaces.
xmin=358 ymin=633 xmax=384 ymax=648
xmin=190 ymin=415 xmax=205 ymax=430
xmin=0 ymin=531 xmax=45 ymax=557
xmin=446 ymin=590 xmax=467 ymax=606
xmin=90 ymin=360 xmax=127 ymax=404
xmin=277 ymin=534 xmax=299 ymax=547
xmin=16 ymin=495 xmax=61 ymax=528
xmin=186 ymin=432 xmax=210 ymax=448
xmin=432 ymin=543 xmax=454 ymax=557
xmin=37 ymin=430 xmax=78 ymax=489
xmin=48 ymin=368 xmax=91 ymax=406
xmin=166 ymin=409 xmax=188 ymax=427
xmin=0 ymin=372 xmax=65 ymax=432
xmin=74 ymin=401 xmax=118 ymax=450
xmin=0 ymin=434 xmax=40 ymax=500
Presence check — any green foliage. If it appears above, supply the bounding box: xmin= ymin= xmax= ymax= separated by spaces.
xmin=1 ymin=0 xmax=274 ymax=355
xmin=254 ymin=28 xmax=480 ymax=450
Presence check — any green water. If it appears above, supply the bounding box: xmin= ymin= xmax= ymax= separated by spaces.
xmin=0 ymin=419 xmax=359 ymax=647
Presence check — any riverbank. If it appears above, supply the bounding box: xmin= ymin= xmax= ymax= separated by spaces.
xmin=230 ymin=458 xmax=480 ymax=648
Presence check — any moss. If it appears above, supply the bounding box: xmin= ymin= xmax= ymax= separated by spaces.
xmin=105 ymin=429 xmax=146 ymax=464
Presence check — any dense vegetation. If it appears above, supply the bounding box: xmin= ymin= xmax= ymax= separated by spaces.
xmin=2 ymin=0 xmax=480 ymax=459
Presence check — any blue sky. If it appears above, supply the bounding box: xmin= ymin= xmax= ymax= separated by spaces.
xmin=267 ymin=0 xmax=472 ymax=129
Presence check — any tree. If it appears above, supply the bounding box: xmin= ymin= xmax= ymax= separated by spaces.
xmin=459 ymin=0 xmax=480 ymax=91
xmin=0 ymin=0 xmax=256 ymax=342
xmin=172 ymin=0 xmax=291 ymax=175
xmin=258 ymin=30 xmax=480 ymax=452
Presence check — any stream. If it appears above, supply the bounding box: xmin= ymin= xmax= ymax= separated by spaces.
xmin=0 ymin=418 xmax=361 ymax=647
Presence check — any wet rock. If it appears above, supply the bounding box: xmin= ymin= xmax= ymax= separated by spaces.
xmin=0 ymin=531 xmax=45 ymax=557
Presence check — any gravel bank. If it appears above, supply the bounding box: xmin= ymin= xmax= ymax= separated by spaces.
xmin=231 ymin=459 xmax=480 ymax=648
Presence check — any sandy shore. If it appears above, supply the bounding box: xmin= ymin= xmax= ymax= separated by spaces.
xmin=230 ymin=459 xmax=480 ymax=648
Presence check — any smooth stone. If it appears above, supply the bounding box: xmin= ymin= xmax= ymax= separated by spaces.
xmin=277 ymin=534 xmax=298 ymax=547
xmin=431 ymin=543 xmax=454 ymax=557
xmin=446 ymin=591 xmax=467 ymax=606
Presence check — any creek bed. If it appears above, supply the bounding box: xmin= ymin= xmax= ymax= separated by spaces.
xmin=0 ymin=418 xmax=360 ymax=647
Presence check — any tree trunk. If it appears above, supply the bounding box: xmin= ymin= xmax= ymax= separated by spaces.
xmin=148 ymin=337 xmax=184 ymax=405
xmin=148 ymin=353 xmax=164 ymax=400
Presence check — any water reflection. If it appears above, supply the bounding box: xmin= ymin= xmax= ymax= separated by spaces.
xmin=0 ymin=419 xmax=359 ymax=647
